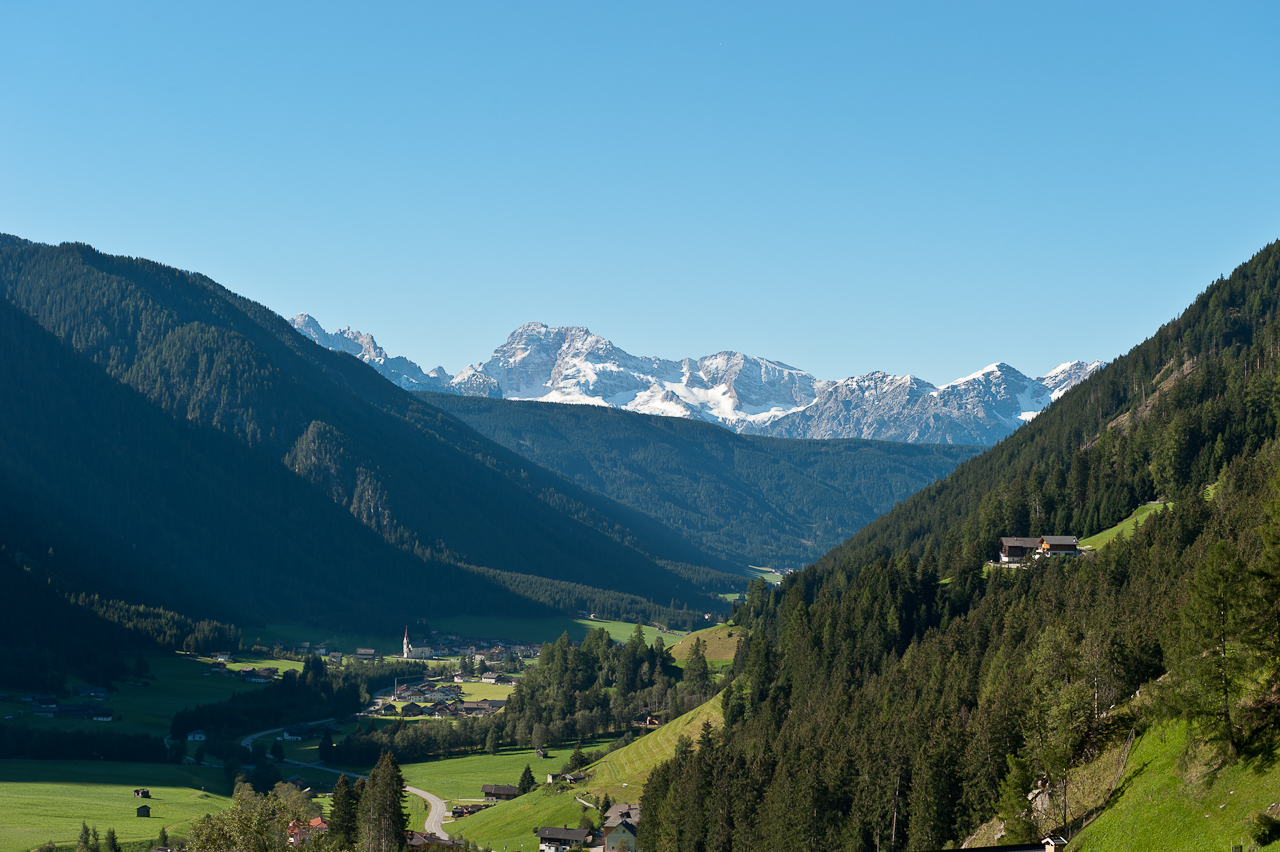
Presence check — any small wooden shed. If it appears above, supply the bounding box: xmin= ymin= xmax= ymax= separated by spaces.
xmin=136 ymin=804 xmax=151 ymax=818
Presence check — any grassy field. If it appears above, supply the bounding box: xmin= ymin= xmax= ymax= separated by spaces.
xmin=1079 ymin=502 xmax=1169 ymax=550
xmin=429 ymin=616 xmax=679 ymax=647
xmin=1 ymin=654 xmax=269 ymax=739
xmin=0 ymin=760 xmax=233 ymax=852
xmin=448 ymin=787 xmax=592 ymax=852
xmin=398 ymin=739 xmax=616 ymax=805
xmin=667 ymin=624 xmax=745 ymax=665
xmin=1066 ymin=719 xmax=1280 ymax=851
xmin=450 ymin=695 xmax=724 ymax=851
xmin=746 ymin=565 xmax=784 ymax=585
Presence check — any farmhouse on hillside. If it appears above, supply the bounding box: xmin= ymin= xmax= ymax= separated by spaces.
xmin=998 ymin=535 xmax=1080 ymax=563
xmin=536 ymin=826 xmax=592 ymax=852
xmin=481 ymin=783 xmax=520 ymax=801
xmin=603 ymin=803 xmax=641 ymax=852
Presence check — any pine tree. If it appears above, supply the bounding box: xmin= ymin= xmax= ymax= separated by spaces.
xmin=358 ymin=751 xmax=407 ymax=852
xmin=90 ymin=826 xmax=101 ymax=852
xmin=684 ymin=637 xmax=711 ymax=694
xmin=76 ymin=822 xmax=90 ymax=852
xmin=1169 ymin=541 xmax=1250 ymax=753
xmin=518 ymin=764 xmax=536 ymax=795
xmin=157 ymin=826 xmax=168 ymax=849
xmin=330 ymin=774 xmax=358 ymax=846
xmin=996 ymin=756 xmax=1037 ymax=843
xmin=103 ymin=828 xmax=121 ymax=852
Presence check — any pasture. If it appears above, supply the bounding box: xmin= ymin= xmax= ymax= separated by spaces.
xmin=0 ymin=760 xmax=232 ymax=852
xmin=667 ymin=624 xmax=745 ymax=665
xmin=1 ymin=654 xmax=269 ymax=739
xmin=1079 ymin=501 xmax=1169 ymax=550
xmin=429 ymin=615 xmax=678 ymax=647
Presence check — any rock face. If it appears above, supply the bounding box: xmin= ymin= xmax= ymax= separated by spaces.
xmin=291 ymin=315 xmax=1104 ymax=445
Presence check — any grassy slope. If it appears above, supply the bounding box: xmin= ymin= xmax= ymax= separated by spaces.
xmin=1070 ymin=721 xmax=1280 ymax=851
xmin=451 ymin=695 xmax=725 ymax=851
xmin=0 ymin=654 xmax=268 ymax=738
xmin=1079 ymin=502 xmax=1169 ymax=550
xmin=667 ymin=625 xmax=746 ymax=665
xmin=0 ymin=760 xmax=232 ymax=852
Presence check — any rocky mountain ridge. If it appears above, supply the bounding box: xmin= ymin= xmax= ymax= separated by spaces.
xmin=291 ymin=315 xmax=1104 ymax=445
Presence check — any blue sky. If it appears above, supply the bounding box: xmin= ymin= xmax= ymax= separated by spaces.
xmin=2 ymin=3 xmax=1278 ymax=384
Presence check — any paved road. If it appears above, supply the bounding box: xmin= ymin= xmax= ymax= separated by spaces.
xmin=236 ymin=720 xmax=449 ymax=839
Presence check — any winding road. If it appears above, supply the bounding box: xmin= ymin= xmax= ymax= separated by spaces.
xmin=237 ymin=721 xmax=450 ymax=839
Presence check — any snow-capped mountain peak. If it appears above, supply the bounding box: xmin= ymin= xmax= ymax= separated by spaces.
xmin=290 ymin=315 xmax=1105 ymax=446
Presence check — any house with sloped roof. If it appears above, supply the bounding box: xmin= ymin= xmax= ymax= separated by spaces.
xmin=603 ymin=803 xmax=641 ymax=852
xmin=536 ymin=826 xmax=592 ymax=852
xmin=481 ymin=783 xmax=520 ymax=800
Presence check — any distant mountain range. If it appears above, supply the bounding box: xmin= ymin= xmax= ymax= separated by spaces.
xmin=292 ymin=315 xmax=1104 ymax=445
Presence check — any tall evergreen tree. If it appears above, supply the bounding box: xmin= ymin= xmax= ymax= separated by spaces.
xmin=684 ymin=637 xmax=711 ymax=694
xmin=103 ymin=828 xmax=121 ymax=852
xmin=330 ymin=774 xmax=358 ymax=847
xmin=358 ymin=751 xmax=407 ymax=852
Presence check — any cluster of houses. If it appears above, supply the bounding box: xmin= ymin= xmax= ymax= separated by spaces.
xmin=380 ymin=681 xmax=509 ymax=720
xmin=997 ymin=535 xmax=1080 ymax=563
xmin=536 ymin=803 xmax=641 ymax=852
xmin=279 ymin=642 xmax=379 ymax=664
xmin=13 ymin=689 xmax=114 ymax=722
xmin=403 ymin=627 xmax=539 ymax=663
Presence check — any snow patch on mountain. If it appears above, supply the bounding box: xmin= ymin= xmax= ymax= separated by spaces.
xmin=291 ymin=315 xmax=1105 ymax=446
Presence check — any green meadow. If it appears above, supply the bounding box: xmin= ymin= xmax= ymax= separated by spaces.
xmin=450 ymin=696 xmax=724 ymax=851
xmin=429 ymin=615 xmax=679 ymax=647
xmin=1 ymin=654 xmax=270 ymax=739
xmin=1079 ymin=502 xmax=1169 ymax=550
xmin=1071 ymin=720 xmax=1280 ymax=851
xmin=0 ymin=760 xmax=232 ymax=852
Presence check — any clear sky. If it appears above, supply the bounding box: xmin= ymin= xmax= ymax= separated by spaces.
xmin=2 ymin=3 xmax=1278 ymax=384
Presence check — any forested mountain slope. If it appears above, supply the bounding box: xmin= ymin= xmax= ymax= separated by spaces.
xmin=639 ymin=241 xmax=1280 ymax=850
xmin=421 ymin=394 xmax=979 ymax=571
xmin=0 ymin=236 xmax=741 ymax=628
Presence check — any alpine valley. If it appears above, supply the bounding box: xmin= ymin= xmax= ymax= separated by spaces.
xmin=292 ymin=315 xmax=1104 ymax=446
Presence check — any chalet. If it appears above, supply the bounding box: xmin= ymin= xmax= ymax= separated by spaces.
xmin=480 ymin=672 xmax=501 ymax=684
xmin=287 ymin=816 xmax=329 ymax=847
xmin=481 ymin=783 xmax=520 ymax=801
xmin=136 ymin=805 xmax=151 ymax=818
xmin=401 ymin=702 xmax=425 ymax=718
xmin=602 ymin=803 xmax=641 ymax=852
xmin=450 ymin=803 xmax=494 ymax=818
xmin=92 ymin=710 xmax=114 ymax=722
xmin=354 ymin=648 xmax=376 ymax=663
xmin=213 ymin=651 xmax=232 ymax=662
xmin=287 ymin=775 xmax=311 ymax=789
xmin=58 ymin=703 xmax=96 ymax=719
xmin=536 ymin=747 xmax=549 ymax=759
xmin=536 ymin=826 xmax=592 ymax=852
xmin=998 ymin=537 xmax=1040 ymax=563
xmin=378 ymin=703 xmax=399 ymax=716
xmin=291 ymin=642 xmax=311 ymax=654
xmin=313 ymin=645 xmax=328 ymax=656
xmin=328 ymin=652 xmax=343 ymax=664
xmin=75 ymin=686 xmax=107 ymax=699
xmin=187 ymin=729 xmax=207 ymax=741
xmin=562 ymin=771 xmax=587 ymax=784
xmin=1038 ymin=536 xmax=1079 ymax=558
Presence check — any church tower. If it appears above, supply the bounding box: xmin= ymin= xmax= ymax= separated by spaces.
xmin=403 ymin=627 xmax=411 ymax=658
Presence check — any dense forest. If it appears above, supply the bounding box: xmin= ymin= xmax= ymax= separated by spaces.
xmin=0 ymin=236 xmax=744 ymax=629
xmin=639 ymin=241 xmax=1280 ymax=849
xmin=422 ymin=394 xmax=978 ymax=572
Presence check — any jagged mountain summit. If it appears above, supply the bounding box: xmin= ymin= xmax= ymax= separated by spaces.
xmin=291 ymin=315 xmax=1104 ymax=445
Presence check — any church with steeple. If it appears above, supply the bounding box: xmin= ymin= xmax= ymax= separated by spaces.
xmin=402 ymin=627 xmax=431 ymax=660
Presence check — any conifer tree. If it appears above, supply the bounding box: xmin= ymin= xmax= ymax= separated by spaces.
xmin=76 ymin=822 xmax=90 ymax=852
xmin=684 ymin=637 xmax=711 ymax=694
xmin=358 ymin=751 xmax=407 ymax=852
xmin=103 ymin=828 xmax=121 ymax=852
xmin=485 ymin=726 xmax=500 ymax=756
xmin=329 ymin=774 xmax=358 ymax=847
xmin=518 ymin=763 xmax=536 ymax=795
